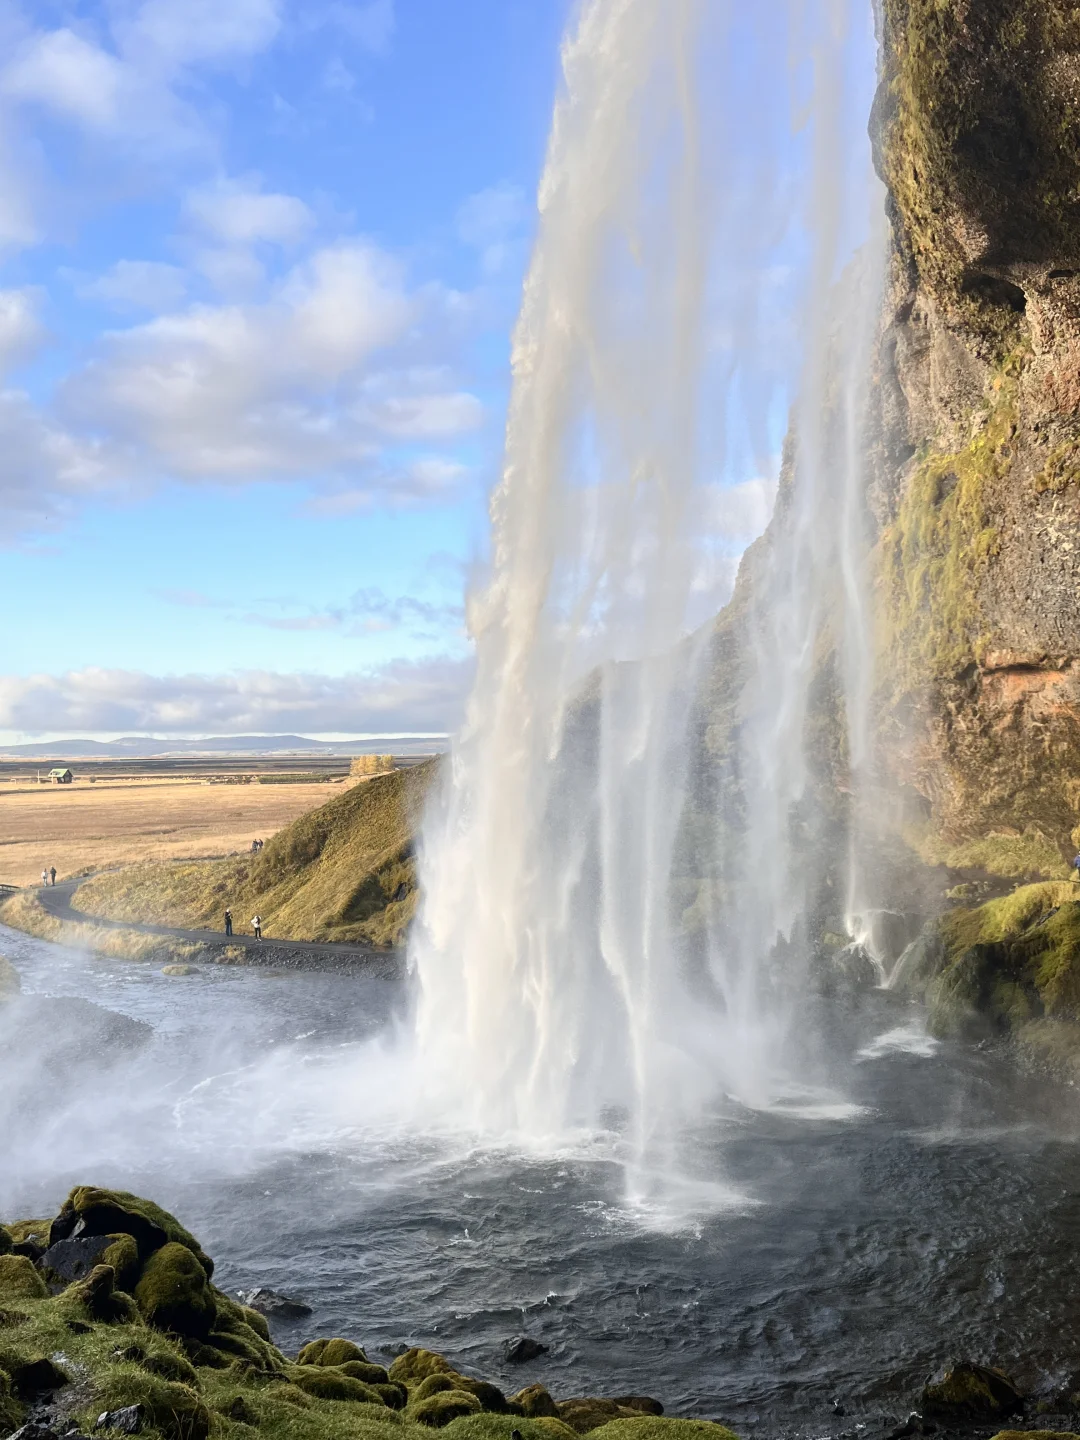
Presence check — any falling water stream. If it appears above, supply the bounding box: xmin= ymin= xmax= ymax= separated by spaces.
xmin=411 ymin=0 xmax=885 ymax=1156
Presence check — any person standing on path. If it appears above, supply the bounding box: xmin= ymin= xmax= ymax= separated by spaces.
xmin=49 ymin=866 xmax=56 ymax=886
xmin=252 ymin=914 xmax=262 ymax=939
xmin=224 ymin=908 xmax=233 ymax=937
xmin=41 ymin=868 xmax=48 ymax=887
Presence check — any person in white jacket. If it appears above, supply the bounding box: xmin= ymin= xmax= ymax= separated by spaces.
xmin=252 ymin=915 xmax=262 ymax=939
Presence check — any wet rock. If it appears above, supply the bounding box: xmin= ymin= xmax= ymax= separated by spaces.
xmin=40 ymin=1236 xmax=115 ymax=1284
xmin=241 ymin=1288 xmax=312 ymax=1321
xmin=505 ymin=1337 xmax=548 ymax=1365
xmin=94 ymin=1407 xmax=143 ymax=1435
xmin=8 ymin=1424 xmax=63 ymax=1440
xmin=10 ymin=1358 xmax=69 ymax=1398
xmin=922 ymin=1363 xmax=1024 ymax=1422
xmin=612 ymin=1397 xmax=664 ymax=1416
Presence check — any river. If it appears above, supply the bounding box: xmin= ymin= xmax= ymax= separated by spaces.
xmin=3 ymin=922 xmax=1079 ymax=1438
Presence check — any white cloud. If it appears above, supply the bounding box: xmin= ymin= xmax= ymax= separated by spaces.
xmin=112 ymin=0 xmax=283 ymax=71
xmin=186 ymin=177 xmax=314 ymax=247
xmin=0 ymin=288 xmax=45 ymax=375
xmin=60 ymin=241 xmax=481 ymax=489
xmin=4 ymin=29 xmax=125 ymax=130
xmin=0 ymin=388 xmax=119 ymax=535
xmin=79 ymin=259 xmax=188 ymax=312
xmin=0 ymin=657 xmax=471 ymax=735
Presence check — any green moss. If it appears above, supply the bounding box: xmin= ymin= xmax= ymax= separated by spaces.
xmin=511 ymin=1387 xmax=560 ymax=1420
xmin=100 ymin=1234 xmax=142 ymax=1292
xmin=410 ymin=1391 xmax=483 ymax=1428
xmin=62 ymin=1264 xmax=140 ymax=1325
xmin=390 ymin=1350 xmax=456 ymax=1388
xmin=443 ymin=1417 xmax=577 ymax=1440
xmin=929 ymin=884 xmax=1080 ymax=1040
xmin=134 ymin=1245 xmax=217 ymax=1339
xmin=0 ymin=1256 xmax=48 ymax=1300
xmin=911 ymin=828 xmax=1070 ymax=882
xmin=286 ymin=1364 xmax=389 ymax=1406
xmin=296 ymin=1338 xmax=368 ymax=1367
xmin=412 ymin=1376 xmax=460 ymax=1405
xmin=590 ymin=1424 xmax=739 ymax=1440
xmin=880 ymin=353 xmax=1022 ymax=689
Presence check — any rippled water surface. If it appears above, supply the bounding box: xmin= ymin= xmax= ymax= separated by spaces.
xmin=4 ymin=922 xmax=1080 ymax=1437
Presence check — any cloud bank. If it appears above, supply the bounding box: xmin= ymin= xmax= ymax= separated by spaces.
xmin=0 ymin=656 xmax=471 ymax=736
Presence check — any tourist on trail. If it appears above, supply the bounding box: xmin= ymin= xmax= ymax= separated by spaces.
xmin=41 ymin=868 xmax=47 ymax=887
xmin=224 ymin=908 xmax=233 ymax=937
xmin=251 ymin=839 xmax=258 ymax=854
xmin=49 ymin=866 xmax=56 ymax=886
xmin=252 ymin=914 xmax=262 ymax=939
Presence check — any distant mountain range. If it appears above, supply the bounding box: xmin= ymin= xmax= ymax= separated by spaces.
xmin=0 ymin=735 xmax=445 ymax=759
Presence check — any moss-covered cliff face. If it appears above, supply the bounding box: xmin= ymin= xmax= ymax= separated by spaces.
xmin=869 ymin=0 xmax=1080 ymax=874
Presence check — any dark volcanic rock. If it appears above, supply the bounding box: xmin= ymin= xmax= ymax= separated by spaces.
xmin=10 ymin=1359 xmax=70 ymax=1398
xmin=504 ymin=1337 xmax=548 ymax=1365
xmin=240 ymin=1287 xmax=312 ymax=1320
xmin=40 ymin=1236 xmax=114 ymax=1284
xmin=94 ymin=1407 xmax=143 ymax=1435
xmin=921 ymin=1363 xmax=1024 ymax=1423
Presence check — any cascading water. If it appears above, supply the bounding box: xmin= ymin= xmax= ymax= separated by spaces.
xmin=410 ymin=0 xmax=885 ymax=1162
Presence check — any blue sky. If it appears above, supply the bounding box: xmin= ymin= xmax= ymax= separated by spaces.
xmin=0 ymin=0 xmax=573 ymax=740
xmin=0 ymin=0 xmax=879 ymax=742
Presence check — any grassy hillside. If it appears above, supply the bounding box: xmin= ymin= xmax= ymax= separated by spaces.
xmin=74 ymin=762 xmax=437 ymax=949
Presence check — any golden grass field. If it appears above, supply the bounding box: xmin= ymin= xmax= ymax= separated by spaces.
xmin=0 ymin=777 xmax=348 ymax=887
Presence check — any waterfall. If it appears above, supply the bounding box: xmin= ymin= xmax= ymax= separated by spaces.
xmin=409 ymin=0 xmax=884 ymax=1155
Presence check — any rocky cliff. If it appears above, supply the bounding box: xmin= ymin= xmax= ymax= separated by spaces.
xmin=870 ymin=0 xmax=1080 ymax=877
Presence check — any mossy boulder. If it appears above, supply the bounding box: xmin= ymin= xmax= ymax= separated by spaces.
xmin=556 ymin=1401 xmax=665 ymax=1435
xmin=0 ymin=1255 xmax=48 ymax=1300
xmin=297 ymin=1338 xmax=369 ymax=1367
xmin=512 ymin=1386 xmax=560 ymax=1419
xmin=0 ymin=1227 xmax=12 ymax=1257
xmin=92 ymin=1372 xmax=211 ymax=1440
xmin=101 ymin=1234 xmax=141 ymax=1292
xmin=338 ymin=1360 xmax=394 ymax=1387
xmin=286 ymin=1363 xmax=389 ymax=1405
xmin=922 ymin=1363 xmax=1023 ymax=1422
xmin=134 ymin=1244 xmax=217 ymax=1339
xmin=52 ymin=1189 xmax=213 ymax=1277
xmin=590 ymin=1422 xmax=739 ymax=1440
xmin=412 ymin=1389 xmax=484 ymax=1427
xmin=391 ymin=1348 xmax=456 ymax=1387
xmin=208 ymin=1291 xmax=284 ymax=1371
xmin=413 ymin=1375 xmax=463 ymax=1404
xmin=928 ymin=885 xmax=1080 ymax=1045
xmin=63 ymin=1264 xmax=140 ymax=1324
xmin=452 ymin=1378 xmax=511 ymax=1413
xmin=444 ymin=1417 xmax=578 ymax=1440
